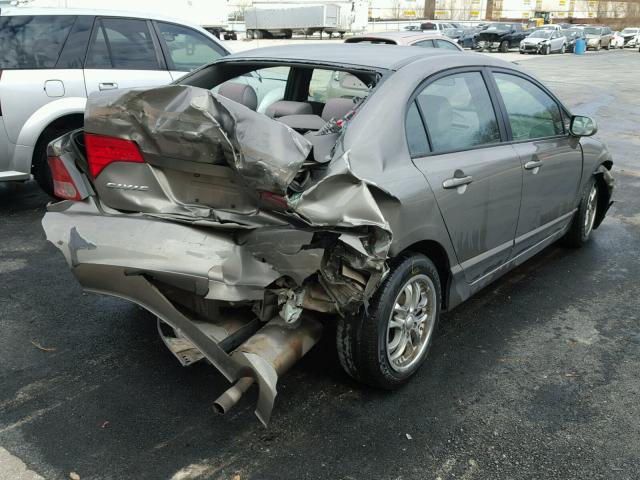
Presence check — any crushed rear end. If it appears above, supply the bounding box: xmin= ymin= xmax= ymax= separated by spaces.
xmin=42 ymin=85 xmax=397 ymax=424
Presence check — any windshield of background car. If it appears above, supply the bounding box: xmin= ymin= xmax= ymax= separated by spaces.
xmin=0 ymin=15 xmax=76 ymax=69
xmin=621 ymin=28 xmax=638 ymax=34
xmin=486 ymin=23 xmax=511 ymax=31
xmin=584 ymin=27 xmax=602 ymax=35
xmin=564 ymin=29 xmax=582 ymax=37
xmin=530 ymin=31 xmax=552 ymax=39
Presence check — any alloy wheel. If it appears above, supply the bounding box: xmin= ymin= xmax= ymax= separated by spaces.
xmin=386 ymin=274 xmax=437 ymax=373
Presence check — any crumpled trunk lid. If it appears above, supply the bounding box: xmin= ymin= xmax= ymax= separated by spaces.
xmin=83 ymin=85 xmax=312 ymax=220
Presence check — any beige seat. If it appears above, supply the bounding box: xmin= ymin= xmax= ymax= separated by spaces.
xmin=218 ymin=83 xmax=258 ymax=111
xmin=277 ymin=98 xmax=357 ymax=132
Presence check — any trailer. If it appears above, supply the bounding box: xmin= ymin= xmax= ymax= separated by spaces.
xmin=245 ymin=1 xmax=368 ymax=39
xmin=10 ymin=0 xmax=237 ymax=39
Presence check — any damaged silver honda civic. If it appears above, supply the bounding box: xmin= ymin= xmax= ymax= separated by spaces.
xmin=42 ymin=44 xmax=614 ymax=425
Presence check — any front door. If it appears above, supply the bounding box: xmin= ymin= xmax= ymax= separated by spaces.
xmin=491 ymin=71 xmax=582 ymax=255
xmin=83 ymin=17 xmax=172 ymax=96
xmin=407 ymin=70 xmax=523 ymax=283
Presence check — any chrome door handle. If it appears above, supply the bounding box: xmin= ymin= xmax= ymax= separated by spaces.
xmin=524 ymin=160 xmax=543 ymax=170
xmin=99 ymin=82 xmax=118 ymax=91
xmin=443 ymin=175 xmax=473 ymax=189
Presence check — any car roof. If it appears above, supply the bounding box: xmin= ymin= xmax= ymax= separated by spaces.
xmin=346 ymin=31 xmax=453 ymax=43
xmin=0 ymin=6 xmax=192 ymax=25
xmin=224 ymin=44 xmax=511 ymax=72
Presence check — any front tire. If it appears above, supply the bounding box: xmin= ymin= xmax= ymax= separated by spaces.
xmin=562 ymin=178 xmax=599 ymax=248
xmin=560 ymin=44 xmax=566 ymax=54
xmin=336 ymin=253 xmax=441 ymax=389
xmin=500 ymin=40 xmax=509 ymax=53
xmin=543 ymin=44 xmax=551 ymax=55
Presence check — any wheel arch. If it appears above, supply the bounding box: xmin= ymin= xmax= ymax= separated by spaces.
xmin=592 ymin=162 xmax=614 ymax=229
xmin=398 ymin=239 xmax=452 ymax=309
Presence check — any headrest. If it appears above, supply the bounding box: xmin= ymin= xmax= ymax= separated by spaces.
xmin=218 ymin=82 xmax=258 ymax=111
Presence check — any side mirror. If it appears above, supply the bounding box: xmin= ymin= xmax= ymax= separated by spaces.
xmin=570 ymin=115 xmax=598 ymax=136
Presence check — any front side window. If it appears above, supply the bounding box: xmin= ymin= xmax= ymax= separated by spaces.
xmin=493 ymin=72 xmax=564 ymax=141
xmin=0 ymin=15 xmax=75 ymax=69
xmin=157 ymin=22 xmax=225 ymax=71
xmin=86 ymin=18 xmax=159 ymax=70
xmin=416 ymin=71 xmax=501 ymax=153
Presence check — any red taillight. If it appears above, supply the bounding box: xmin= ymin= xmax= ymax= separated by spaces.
xmin=48 ymin=156 xmax=82 ymax=201
xmin=84 ymin=133 xmax=143 ymax=178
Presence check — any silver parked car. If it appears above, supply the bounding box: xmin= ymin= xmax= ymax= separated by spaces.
xmin=42 ymin=45 xmax=614 ymax=424
xmin=0 ymin=7 xmax=229 ymax=195
xmin=520 ymin=29 xmax=567 ymax=54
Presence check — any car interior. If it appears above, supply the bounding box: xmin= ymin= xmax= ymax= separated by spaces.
xmin=185 ymin=62 xmax=378 ymax=135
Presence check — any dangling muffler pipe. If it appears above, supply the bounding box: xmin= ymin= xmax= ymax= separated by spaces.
xmin=213 ymin=315 xmax=323 ymax=424
xmin=213 ymin=376 xmax=254 ymax=414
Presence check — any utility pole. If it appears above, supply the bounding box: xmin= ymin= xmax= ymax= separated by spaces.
xmin=423 ymin=0 xmax=435 ymax=19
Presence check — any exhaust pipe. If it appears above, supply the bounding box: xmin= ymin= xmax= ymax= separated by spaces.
xmin=213 ymin=315 xmax=323 ymax=424
xmin=213 ymin=377 xmax=254 ymax=414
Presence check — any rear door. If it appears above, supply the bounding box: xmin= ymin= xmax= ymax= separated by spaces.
xmin=490 ymin=70 xmax=582 ymax=256
xmin=83 ymin=17 xmax=172 ymax=95
xmin=408 ymin=69 xmax=523 ymax=283
xmin=153 ymin=21 xmax=227 ymax=81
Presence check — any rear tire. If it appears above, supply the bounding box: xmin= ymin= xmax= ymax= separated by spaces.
xmin=562 ymin=177 xmax=599 ymax=248
xmin=336 ymin=253 xmax=441 ymax=389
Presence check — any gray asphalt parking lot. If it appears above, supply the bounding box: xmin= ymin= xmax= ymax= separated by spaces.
xmin=1 ymin=49 xmax=639 ymax=480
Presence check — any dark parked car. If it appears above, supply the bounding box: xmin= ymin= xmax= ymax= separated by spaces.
xmin=457 ymin=27 xmax=482 ymax=48
xmin=42 ymin=45 xmax=614 ymax=424
xmin=475 ymin=22 xmax=528 ymax=52
xmin=562 ymin=27 xmax=587 ymax=52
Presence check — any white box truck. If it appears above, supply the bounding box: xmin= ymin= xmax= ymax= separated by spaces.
xmin=245 ymin=0 xmax=368 ymax=39
xmin=10 ymin=0 xmax=237 ymax=39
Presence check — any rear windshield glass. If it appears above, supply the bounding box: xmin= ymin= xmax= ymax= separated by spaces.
xmin=0 ymin=15 xmax=76 ymax=69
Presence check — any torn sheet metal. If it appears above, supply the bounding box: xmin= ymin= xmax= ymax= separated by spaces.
xmin=84 ymin=85 xmax=311 ymax=195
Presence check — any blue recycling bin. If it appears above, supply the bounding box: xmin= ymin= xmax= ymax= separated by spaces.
xmin=574 ymin=38 xmax=586 ymax=54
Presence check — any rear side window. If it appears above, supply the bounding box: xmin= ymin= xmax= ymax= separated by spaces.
xmin=86 ymin=18 xmax=160 ymax=70
xmin=417 ymin=71 xmax=501 ymax=153
xmin=436 ymin=39 xmax=460 ymax=50
xmin=493 ymin=72 xmax=564 ymax=140
xmin=156 ymin=22 xmax=225 ymax=71
xmin=414 ymin=39 xmax=436 ymax=48
xmin=0 ymin=15 xmax=75 ymax=69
